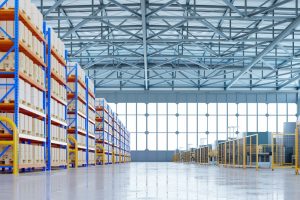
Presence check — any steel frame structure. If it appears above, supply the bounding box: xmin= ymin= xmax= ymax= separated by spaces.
xmin=44 ymin=24 xmax=68 ymax=170
xmin=36 ymin=0 xmax=300 ymax=91
xmin=1 ymin=0 xmax=47 ymax=172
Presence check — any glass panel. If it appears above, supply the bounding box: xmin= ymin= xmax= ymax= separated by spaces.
xmin=258 ymin=116 xmax=267 ymax=132
xmin=178 ymin=133 xmax=186 ymax=150
xmin=218 ymin=133 xmax=227 ymax=141
xmin=148 ymin=133 xmax=156 ymax=150
xmin=157 ymin=133 xmax=167 ymax=150
xmin=168 ymin=133 xmax=177 ymax=150
xmin=228 ymin=116 xmax=237 ymax=129
xmin=137 ymin=103 xmax=146 ymax=114
xmin=188 ymin=103 xmax=197 ymax=115
xmin=127 ymin=103 xmax=136 ymax=114
xmin=277 ymin=103 xmax=287 ymax=115
xmin=208 ymin=103 xmax=217 ymax=115
xmin=268 ymin=116 xmax=277 ymax=132
xmin=208 ymin=116 xmax=216 ymax=132
xmin=248 ymin=116 xmax=257 ymax=132
xmin=130 ymin=133 xmax=136 ymax=151
xmin=208 ymin=133 xmax=216 ymax=147
xmin=198 ymin=134 xmax=207 ymax=146
xmin=127 ymin=115 xmax=136 ymax=132
xmin=288 ymin=116 xmax=297 ymax=122
xmin=258 ymin=103 xmax=267 ymax=115
xmin=168 ymin=115 xmax=177 ymax=132
xmin=248 ymin=103 xmax=257 ymax=115
xmin=228 ymin=103 xmax=237 ymax=115
xmin=278 ymin=116 xmax=287 ymax=133
xmin=148 ymin=103 xmax=156 ymax=114
xmin=218 ymin=116 xmax=227 ymax=132
xmin=168 ymin=103 xmax=177 ymax=115
xmin=178 ymin=103 xmax=187 ymax=114
xmin=198 ymin=116 xmax=207 ymax=132
xmin=188 ymin=133 xmax=197 ymax=148
xmin=117 ymin=103 xmax=126 ymax=114
xmin=288 ymin=103 xmax=297 ymax=115
xmin=148 ymin=116 xmax=156 ymax=132
xmin=157 ymin=103 xmax=167 ymax=114
xmin=238 ymin=116 xmax=247 ymax=132
xmin=137 ymin=116 xmax=146 ymax=132
xmin=188 ymin=116 xmax=197 ymax=132
xmin=198 ymin=103 xmax=207 ymax=115
xmin=218 ymin=103 xmax=227 ymax=115
xmin=268 ymin=103 xmax=277 ymax=115
xmin=178 ymin=116 xmax=187 ymax=132
xmin=158 ymin=115 xmax=167 ymax=132
xmin=137 ymin=133 xmax=146 ymax=150
xmin=238 ymin=103 xmax=246 ymax=115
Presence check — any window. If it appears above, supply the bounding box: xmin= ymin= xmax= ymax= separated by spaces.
xmin=178 ymin=133 xmax=186 ymax=150
xmin=168 ymin=133 xmax=177 ymax=150
xmin=158 ymin=103 xmax=167 ymax=114
xmin=137 ymin=103 xmax=146 ymax=114
xmin=137 ymin=133 xmax=146 ymax=150
xmin=130 ymin=133 xmax=136 ymax=150
xmin=148 ymin=116 xmax=156 ymax=132
xmin=178 ymin=103 xmax=186 ymax=114
xmin=117 ymin=103 xmax=126 ymax=114
xmin=148 ymin=133 xmax=156 ymax=150
xmin=158 ymin=133 xmax=167 ymax=150
xmin=113 ymin=101 xmax=295 ymax=153
xmin=127 ymin=103 xmax=136 ymax=114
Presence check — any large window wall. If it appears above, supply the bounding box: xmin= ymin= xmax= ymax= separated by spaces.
xmin=109 ymin=102 xmax=297 ymax=151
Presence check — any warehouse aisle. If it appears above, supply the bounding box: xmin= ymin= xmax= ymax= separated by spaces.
xmin=0 ymin=163 xmax=299 ymax=200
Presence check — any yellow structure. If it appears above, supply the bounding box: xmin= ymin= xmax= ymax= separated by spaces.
xmin=67 ymin=135 xmax=78 ymax=168
xmin=0 ymin=116 xmax=18 ymax=175
xmin=218 ymin=134 xmax=258 ymax=170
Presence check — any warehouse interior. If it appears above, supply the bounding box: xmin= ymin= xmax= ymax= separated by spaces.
xmin=1 ymin=0 xmax=300 ymax=199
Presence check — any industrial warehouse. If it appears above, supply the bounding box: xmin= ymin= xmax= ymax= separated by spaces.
xmin=1 ymin=0 xmax=300 ymax=199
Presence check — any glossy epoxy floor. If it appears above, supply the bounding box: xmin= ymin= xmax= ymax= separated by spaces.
xmin=1 ymin=163 xmax=300 ymax=200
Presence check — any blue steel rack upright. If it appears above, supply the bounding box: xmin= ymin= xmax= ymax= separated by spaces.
xmin=0 ymin=0 xmax=47 ymax=173
xmin=44 ymin=24 xmax=68 ymax=170
xmin=86 ymin=76 xmax=96 ymax=166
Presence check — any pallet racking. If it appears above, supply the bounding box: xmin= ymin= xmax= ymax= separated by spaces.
xmin=44 ymin=24 xmax=68 ymax=170
xmin=95 ymin=98 xmax=112 ymax=164
xmin=66 ymin=62 xmax=88 ymax=167
xmin=95 ymin=98 xmax=131 ymax=165
xmin=0 ymin=0 xmax=46 ymax=174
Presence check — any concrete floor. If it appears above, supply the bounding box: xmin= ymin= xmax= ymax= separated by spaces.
xmin=0 ymin=163 xmax=300 ymax=200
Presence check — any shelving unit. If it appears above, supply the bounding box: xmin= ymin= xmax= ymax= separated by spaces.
xmin=44 ymin=25 xmax=67 ymax=170
xmin=95 ymin=98 xmax=130 ymax=165
xmin=0 ymin=0 xmax=46 ymax=173
xmin=86 ymin=77 xmax=95 ymax=166
xmin=67 ymin=62 xmax=87 ymax=167
xmin=95 ymin=98 xmax=112 ymax=164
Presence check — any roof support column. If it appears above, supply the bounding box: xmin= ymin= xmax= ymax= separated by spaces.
xmin=141 ymin=0 xmax=148 ymax=90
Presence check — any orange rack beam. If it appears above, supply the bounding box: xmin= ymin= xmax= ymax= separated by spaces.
xmin=68 ymin=75 xmax=86 ymax=90
xmin=0 ymin=70 xmax=45 ymax=92
xmin=51 ymin=48 xmax=67 ymax=66
xmin=0 ymin=39 xmax=46 ymax=67
xmin=51 ymin=70 xmax=66 ymax=86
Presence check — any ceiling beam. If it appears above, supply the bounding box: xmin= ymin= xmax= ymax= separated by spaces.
xmin=43 ymin=0 xmax=66 ymax=16
xmin=141 ymin=0 xmax=148 ymax=90
xmin=226 ymin=15 xmax=300 ymax=89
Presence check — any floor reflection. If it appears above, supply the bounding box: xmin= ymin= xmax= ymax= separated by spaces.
xmin=0 ymin=163 xmax=300 ymax=200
